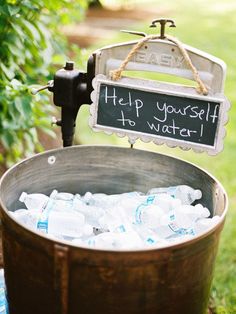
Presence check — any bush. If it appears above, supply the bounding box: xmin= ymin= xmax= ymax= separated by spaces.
xmin=0 ymin=0 xmax=88 ymax=167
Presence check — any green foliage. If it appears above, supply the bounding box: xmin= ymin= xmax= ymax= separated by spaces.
xmin=0 ymin=0 xmax=88 ymax=166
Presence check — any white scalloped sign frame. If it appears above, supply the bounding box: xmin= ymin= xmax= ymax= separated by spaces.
xmin=89 ymin=74 xmax=230 ymax=155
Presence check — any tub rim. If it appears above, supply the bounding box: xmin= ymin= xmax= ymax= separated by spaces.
xmin=0 ymin=144 xmax=228 ymax=253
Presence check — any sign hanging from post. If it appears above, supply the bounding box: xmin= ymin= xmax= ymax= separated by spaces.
xmin=89 ymin=21 xmax=230 ymax=155
xmin=89 ymin=75 xmax=229 ymax=155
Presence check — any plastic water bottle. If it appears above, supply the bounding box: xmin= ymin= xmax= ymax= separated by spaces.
xmin=72 ymin=194 xmax=105 ymax=226
xmin=80 ymin=231 xmax=144 ymax=250
xmin=134 ymin=225 xmax=168 ymax=247
xmin=112 ymin=231 xmax=143 ymax=250
xmin=19 ymin=191 xmax=50 ymax=211
xmin=19 ymin=190 xmax=61 ymax=211
xmin=37 ymin=207 xmax=85 ymax=237
xmin=82 ymin=191 xmax=143 ymax=207
xmin=53 ymin=192 xmax=75 ymax=201
xmin=167 ymin=233 xmax=195 ymax=244
xmin=152 ymin=194 xmax=182 ymax=211
xmin=155 ymin=224 xmax=181 ymax=239
xmin=195 ymin=215 xmax=220 ymax=234
xmin=82 ymin=224 xmax=94 ymax=237
xmin=0 ymin=270 xmax=8 ymax=314
xmin=119 ymin=194 xmax=181 ymax=216
xmin=9 ymin=209 xmax=30 ymax=224
xmin=159 ymin=209 xmax=196 ymax=238
xmin=147 ymin=185 xmax=202 ymax=205
xmin=57 ymin=223 xmax=94 ymax=243
xmin=118 ymin=195 xmax=180 ymax=227
xmin=83 ymin=232 xmax=117 ymax=249
xmin=160 ymin=209 xmax=193 ymax=228
xmin=11 ymin=208 xmax=86 ymax=238
xmin=10 ymin=209 xmax=40 ymax=229
xmin=175 ymin=204 xmax=210 ymax=221
xmin=19 ymin=190 xmax=79 ymax=214
xmin=133 ymin=203 xmax=164 ymax=228
xmin=98 ymin=206 xmax=133 ymax=233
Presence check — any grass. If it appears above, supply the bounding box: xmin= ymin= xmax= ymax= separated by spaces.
xmin=75 ymin=1 xmax=236 ymax=312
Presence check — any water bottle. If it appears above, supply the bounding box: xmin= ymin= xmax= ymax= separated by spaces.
xmin=147 ymin=185 xmax=202 ymax=205
xmin=112 ymin=231 xmax=143 ymax=250
xmin=0 ymin=270 xmax=8 ymax=314
xmin=82 ymin=224 xmax=94 ymax=237
xmin=10 ymin=209 xmax=40 ymax=229
xmin=37 ymin=208 xmax=85 ymax=238
xmin=134 ymin=225 xmax=168 ymax=247
xmin=118 ymin=195 xmax=179 ymax=228
xmin=159 ymin=209 xmax=196 ymax=238
xmin=19 ymin=190 xmax=79 ymax=214
xmin=195 ymin=215 xmax=220 ymax=234
xmin=175 ymin=204 xmax=210 ymax=221
xmin=72 ymin=200 xmax=105 ymax=227
xmin=56 ymin=223 xmax=94 ymax=243
xmin=18 ymin=192 xmax=95 ymax=238
xmin=53 ymin=191 xmax=75 ymax=201
xmin=9 ymin=209 xmax=30 ymax=224
xmin=167 ymin=233 xmax=195 ymax=244
xmin=11 ymin=207 xmax=86 ymax=238
xmin=84 ymin=232 xmax=117 ymax=250
xmin=79 ymin=231 xmax=143 ymax=250
xmin=82 ymin=191 xmax=143 ymax=207
xmin=98 ymin=206 xmax=133 ymax=233
xmin=152 ymin=194 xmax=182 ymax=211
xmin=118 ymin=194 xmax=181 ymax=220
xmin=19 ymin=190 xmax=61 ymax=210
xmin=133 ymin=203 xmax=164 ymax=228
xmin=19 ymin=191 xmax=50 ymax=211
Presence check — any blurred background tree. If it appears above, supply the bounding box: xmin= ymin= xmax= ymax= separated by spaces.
xmin=0 ymin=0 xmax=88 ymax=168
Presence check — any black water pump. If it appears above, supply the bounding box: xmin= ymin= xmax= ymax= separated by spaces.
xmin=32 ymin=56 xmax=95 ymax=147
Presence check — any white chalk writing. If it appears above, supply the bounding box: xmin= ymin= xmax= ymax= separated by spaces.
xmin=99 ymin=84 xmax=220 ymax=146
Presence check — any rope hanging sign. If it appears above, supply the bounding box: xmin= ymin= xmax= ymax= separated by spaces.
xmin=89 ymin=19 xmax=230 ymax=155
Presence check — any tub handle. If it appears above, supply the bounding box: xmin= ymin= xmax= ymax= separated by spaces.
xmin=54 ymin=244 xmax=69 ymax=314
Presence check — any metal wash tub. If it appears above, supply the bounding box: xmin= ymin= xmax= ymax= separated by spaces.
xmin=0 ymin=145 xmax=227 ymax=314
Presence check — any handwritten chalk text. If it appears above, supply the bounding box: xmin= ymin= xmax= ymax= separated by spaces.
xmin=98 ymin=84 xmax=220 ymax=146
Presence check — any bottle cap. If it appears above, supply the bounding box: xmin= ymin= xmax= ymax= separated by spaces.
xmin=194 ymin=189 xmax=202 ymax=200
xmin=83 ymin=192 xmax=92 ymax=204
xmin=19 ymin=192 xmax=27 ymax=203
xmin=50 ymin=190 xmax=58 ymax=199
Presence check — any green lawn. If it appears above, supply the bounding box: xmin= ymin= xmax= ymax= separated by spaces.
xmin=75 ymin=1 xmax=236 ymax=312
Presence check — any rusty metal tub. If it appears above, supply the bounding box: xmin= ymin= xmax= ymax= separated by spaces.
xmin=0 ymin=145 xmax=227 ymax=314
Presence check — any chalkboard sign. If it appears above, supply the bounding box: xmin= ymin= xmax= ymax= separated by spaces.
xmin=90 ymin=75 xmax=229 ymax=155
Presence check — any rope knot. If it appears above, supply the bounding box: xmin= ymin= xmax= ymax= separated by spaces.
xmin=110 ymin=69 xmax=123 ymax=81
